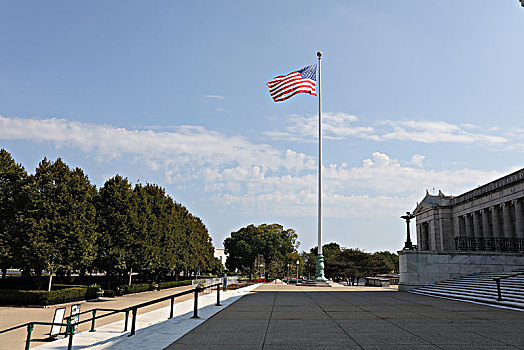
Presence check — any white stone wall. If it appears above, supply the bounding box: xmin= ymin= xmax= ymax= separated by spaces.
xmin=398 ymin=250 xmax=524 ymax=291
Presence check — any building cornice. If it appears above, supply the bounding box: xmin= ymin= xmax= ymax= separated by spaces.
xmin=450 ymin=168 xmax=524 ymax=206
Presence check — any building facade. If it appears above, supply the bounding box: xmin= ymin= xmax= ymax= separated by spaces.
xmin=413 ymin=168 xmax=524 ymax=253
xmin=399 ymin=168 xmax=524 ymax=290
xmin=214 ymin=247 xmax=226 ymax=267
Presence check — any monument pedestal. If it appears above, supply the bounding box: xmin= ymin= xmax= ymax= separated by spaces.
xmin=299 ymin=279 xmax=333 ymax=287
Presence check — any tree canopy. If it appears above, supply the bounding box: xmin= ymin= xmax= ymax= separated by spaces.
xmin=0 ymin=149 xmax=221 ymax=289
xmin=224 ymin=223 xmax=299 ymax=279
xmin=302 ymin=243 xmax=398 ymax=284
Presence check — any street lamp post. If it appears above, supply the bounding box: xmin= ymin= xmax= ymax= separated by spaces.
xmin=401 ymin=211 xmax=416 ymax=250
xmin=287 ymin=264 xmax=290 ymax=282
xmin=296 ymin=260 xmax=300 ymax=285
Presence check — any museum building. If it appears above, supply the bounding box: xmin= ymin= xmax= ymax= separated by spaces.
xmin=413 ymin=168 xmax=524 ymax=253
xmin=399 ymin=168 xmax=524 ymax=291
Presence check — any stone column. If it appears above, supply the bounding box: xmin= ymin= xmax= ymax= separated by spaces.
xmin=473 ymin=211 xmax=482 ymax=239
xmin=513 ymin=200 xmax=524 ymax=239
xmin=452 ymin=216 xmax=460 ymax=251
xmin=481 ymin=208 xmax=492 ymax=238
xmin=502 ymin=202 xmax=513 ymax=238
xmin=464 ymin=214 xmax=473 ymax=237
xmin=416 ymin=223 xmax=422 ymax=248
xmin=491 ymin=206 xmax=501 ymax=238
xmin=423 ymin=223 xmax=429 ymax=250
xmin=453 ymin=216 xmax=460 ymax=238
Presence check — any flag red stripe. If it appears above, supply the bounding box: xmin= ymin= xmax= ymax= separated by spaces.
xmin=270 ymin=81 xmax=316 ymax=101
xmin=270 ymin=79 xmax=316 ymax=96
xmin=273 ymin=88 xmax=316 ymax=102
xmin=267 ymin=66 xmax=317 ymax=102
xmin=268 ymin=76 xmax=314 ymax=96
xmin=267 ymin=72 xmax=301 ymax=88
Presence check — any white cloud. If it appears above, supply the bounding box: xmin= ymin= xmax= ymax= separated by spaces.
xmin=204 ymin=95 xmax=225 ymax=100
xmin=380 ymin=120 xmax=508 ymax=144
xmin=263 ymin=112 xmax=377 ymax=142
xmin=266 ymin=113 xmax=509 ymax=146
xmin=0 ymin=116 xmax=504 ymax=221
xmin=0 ymin=115 xmax=314 ymax=183
xmin=410 ymin=154 xmax=425 ymax=167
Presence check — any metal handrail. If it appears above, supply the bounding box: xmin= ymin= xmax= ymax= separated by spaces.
xmin=0 ymin=282 xmax=223 ymax=350
xmin=493 ymin=271 xmax=524 ymax=301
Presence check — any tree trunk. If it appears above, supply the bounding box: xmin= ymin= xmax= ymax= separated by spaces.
xmin=106 ymin=271 xmax=112 ymax=290
xmin=47 ymin=270 xmax=53 ymax=291
xmin=34 ymin=269 xmax=43 ymax=290
xmin=1 ymin=268 xmax=6 ymax=280
xmin=79 ymin=268 xmax=86 ymax=284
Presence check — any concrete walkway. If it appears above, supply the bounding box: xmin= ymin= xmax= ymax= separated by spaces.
xmin=30 ymin=284 xmax=259 ymax=350
xmin=167 ymin=284 xmax=524 ymax=350
xmin=0 ymin=284 xmax=194 ymax=349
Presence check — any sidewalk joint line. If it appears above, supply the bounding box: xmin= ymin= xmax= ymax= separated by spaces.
xmin=326 ymin=291 xmax=445 ymax=349
xmin=304 ymin=290 xmax=365 ymax=349
xmin=261 ymin=288 xmax=277 ymax=350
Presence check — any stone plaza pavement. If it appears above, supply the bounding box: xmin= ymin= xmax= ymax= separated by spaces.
xmin=166 ymin=284 xmax=524 ymax=350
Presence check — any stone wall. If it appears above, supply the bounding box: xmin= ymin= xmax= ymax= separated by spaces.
xmin=398 ymin=250 xmax=524 ymax=291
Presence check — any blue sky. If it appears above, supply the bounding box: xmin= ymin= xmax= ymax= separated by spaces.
xmin=1 ymin=1 xmax=523 ymax=253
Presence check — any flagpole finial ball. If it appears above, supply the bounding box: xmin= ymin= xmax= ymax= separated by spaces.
xmin=317 ymin=51 xmax=322 ymax=58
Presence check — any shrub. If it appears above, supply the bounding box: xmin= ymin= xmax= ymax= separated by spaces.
xmin=158 ymin=280 xmax=192 ymax=289
xmin=104 ymin=289 xmax=116 ymax=297
xmin=121 ymin=283 xmax=150 ymax=294
xmin=0 ymin=285 xmax=99 ymax=306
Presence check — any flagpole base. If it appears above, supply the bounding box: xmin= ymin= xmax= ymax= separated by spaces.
xmin=314 ymin=254 xmax=327 ymax=281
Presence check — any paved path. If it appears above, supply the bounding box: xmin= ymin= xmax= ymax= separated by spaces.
xmin=167 ymin=284 xmax=524 ymax=350
xmin=29 ymin=284 xmax=259 ymax=350
xmin=0 ymin=284 xmax=195 ymax=349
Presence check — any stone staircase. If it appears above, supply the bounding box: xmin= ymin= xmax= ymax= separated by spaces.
xmin=409 ymin=270 xmax=524 ymax=310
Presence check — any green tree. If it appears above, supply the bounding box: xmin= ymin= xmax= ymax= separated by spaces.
xmin=372 ymin=251 xmax=399 ymax=273
xmin=327 ymin=248 xmax=373 ymax=285
xmin=95 ymin=175 xmax=139 ymax=288
xmin=0 ymin=149 xmax=28 ymax=279
xmin=23 ymin=158 xmax=97 ymax=290
xmin=305 ymin=242 xmax=342 ymax=278
xmin=224 ymin=223 xmax=299 ymax=279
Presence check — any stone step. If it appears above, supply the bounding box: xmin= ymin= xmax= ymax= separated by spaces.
xmin=299 ymin=279 xmax=334 ymax=287
xmin=417 ymin=286 xmax=524 ymax=302
xmin=409 ymin=271 xmax=524 ymax=310
xmin=435 ymin=281 xmax=524 ymax=293
xmin=410 ymin=289 xmax=524 ymax=310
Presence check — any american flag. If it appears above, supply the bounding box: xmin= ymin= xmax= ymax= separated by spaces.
xmin=267 ymin=64 xmax=317 ymax=102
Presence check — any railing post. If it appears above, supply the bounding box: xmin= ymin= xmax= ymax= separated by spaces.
xmin=496 ymin=279 xmax=502 ymax=301
xmin=216 ymin=284 xmax=222 ymax=306
xmin=169 ymin=297 xmax=175 ymax=319
xmin=192 ymin=286 xmax=201 ymax=318
xmin=124 ymin=310 xmax=129 ymax=332
xmin=65 ymin=316 xmax=71 ymax=338
xmin=25 ymin=323 xmax=33 ymax=350
xmin=129 ymin=307 xmax=137 ymax=336
xmin=90 ymin=309 xmax=97 ymax=332
xmin=67 ymin=324 xmax=74 ymax=350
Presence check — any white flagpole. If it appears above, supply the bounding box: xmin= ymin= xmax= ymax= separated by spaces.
xmin=315 ymin=51 xmax=326 ymax=280
xmin=317 ymin=51 xmax=322 ymax=256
